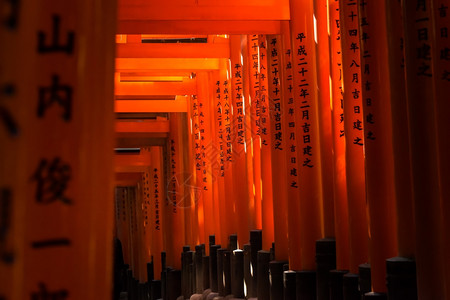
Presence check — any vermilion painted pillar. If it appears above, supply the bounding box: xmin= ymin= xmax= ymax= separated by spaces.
xmin=280 ymin=21 xmax=302 ymax=270
xmin=385 ymin=0 xmax=416 ymax=260
xmin=258 ymin=35 xmax=275 ymax=251
xmin=329 ymin=0 xmax=350 ymax=271
xmin=230 ymin=35 xmax=251 ymax=247
xmin=290 ymin=0 xmax=324 ymax=270
xmin=359 ymin=0 xmax=398 ymax=293
xmin=150 ymin=147 xmax=164 ymax=279
xmin=267 ymin=34 xmax=289 ymax=261
xmin=339 ymin=0 xmax=369 ymax=275
xmin=315 ymin=0 xmax=335 ymax=240
xmin=247 ymin=35 xmax=263 ymax=231
xmin=0 ymin=1 xmax=117 ymax=299
xmin=197 ymin=72 xmax=216 ymax=252
xmin=403 ymin=0 xmax=446 ymax=298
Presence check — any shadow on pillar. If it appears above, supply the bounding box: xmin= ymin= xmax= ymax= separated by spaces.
xmin=316 ymin=238 xmax=336 ymax=300
xmin=386 ymin=257 xmax=417 ymax=300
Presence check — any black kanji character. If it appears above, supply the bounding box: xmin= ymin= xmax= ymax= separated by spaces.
xmin=1 ymin=0 xmax=20 ymax=29
xmin=38 ymin=15 xmax=75 ymax=54
xmin=38 ymin=75 xmax=72 ymax=121
xmin=31 ymin=283 xmax=69 ymax=300
xmin=31 ymin=157 xmax=72 ymax=205
xmin=0 ymin=188 xmax=14 ymax=264
xmin=0 ymin=84 xmax=19 ymax=136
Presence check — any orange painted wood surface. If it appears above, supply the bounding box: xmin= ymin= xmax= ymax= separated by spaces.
xmin=359 ymin=1 xmax=398 ymax=292
xmin=290 ymin=0 xmax=324 ymax=270
xmin=267 ymin=35 xmax=289 ymax=260
xmin=315 ymin=0 xmax=335 ymax=239
xmin=0 ymin=1 xmax=117 ymax=299
xmin=403 ymin=0 xmax=446 ymax=298
xmin=386 ymin=0 xmax=416 ymax=261
xmin=328 ymin=0 xmax=350 ymax=271
xmin=258 ymin=35 xmax=275 ymax=251
xmin=230 ymin=35 xmax=251 ymax=247
xmin=247 ymin=34 xmax=263 ymax=231
xmin=339 ymin=0 xmax=369 ymax=274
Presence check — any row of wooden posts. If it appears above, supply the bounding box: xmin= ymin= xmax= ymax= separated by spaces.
xmin=119 ymin=232 xmax=417 ymax=300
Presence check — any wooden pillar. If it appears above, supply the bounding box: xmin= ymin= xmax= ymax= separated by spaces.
xmin=359 ymin=1 xmax=398 ymax=293
xmin=0 ymin=0 xmax=117 ymax=299
xmin=403 ymin=0 xmax=446 ymax=298
xmin=247 ymin=35 xmax=263 ymax=231
xmin=258 ymin=35 xmax=275 ymax=251
xmin=339 ymin=0 xmax=369 ymax=275
xmin=230 ymin=35 xmax=251 ymax=247
xmin=280 ymin=21 xmax=302 ymax=270
xmin=267 ymin=34 xmax=289 ymax=261
xmin=150 ymin=147 xmax=164 ymax=280
xmin=329 ymin=0 xmax=350 ymax=271
xmin=290 ymin=0 xmax=324 ymax=270
xmin=315 ymin=0 xmax=336 ymax=240
xmin=385 ymin=0 xmax=416 ymax=260
xmin=196 ymin=72 xmax=216 ymax=251
xmin=432 ymin=0 xmax=450 ymax=293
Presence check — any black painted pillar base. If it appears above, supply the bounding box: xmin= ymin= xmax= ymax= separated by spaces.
xmin=343 ymin=273 xmax=360 ymax=300
xmin=250 ymin=230 xmax=263 ymax=298
xmin=223 ymin=250 xmax=232 ymax=296
xmin=284 ymin=270 xmax=297 ymax=300
xmin=150 ymin=280 xmax=161 ymax=300
xmin=217 ymin=248 xmax=225 ymax=297
xmin=359 ymin=263 xmax=371 ymax=295
xmin=363 ymin=292 xmax=387 ymax=299
xmin=296 ymin=270 xmax=316 ymax=300
xmin=231 ymin=249 xmax=245 ymax=298
xmin=166 ymin=269 xmax=182 ymax=300
xmin=229 ymin=234 xmax=238 ymax=251
xmin=329 ymin=270 xmax=348 ymax=300
xmin=244 ymin=244 xmax=252 ymax=298
xmin=257 ymin=250 xmax=271 ymax=300
xmin=182 ymin=251 xmax=194 ymax=299
xmin=270 ymin=260 xmax=288 ymax=300
xmin=316 ymin=238 xmax=336 ymax=300
xmin=386 ymin=257 xmax=417 ymax=300
xmin=210 ymin=244 xmax=220 ymax=293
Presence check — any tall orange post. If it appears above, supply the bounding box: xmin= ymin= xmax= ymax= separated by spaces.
xmin=190 ymin=95 xmax=205 ymax=245
xmin=197 ymin=72 xmax=216 ymax=251
xmin=230 ymin=35 xmax=251 ymax=247
xmin=329 ymin=0 xmax=350 ymax=271
xmin=280 ymin=21 xmax=302 ymax=270
xmin=290 ymin=0 xmax=324 ymax=270
xmin=339 ymin=0 xmax=369 ymax=274
xmin=242 ymin=35 xmax=257 ymax=231
xmin=267 ymin=34 xmax=289 ymax=261
xmin=315 ymin=0 xmax=335 ymax=240
xmin=403 ymin=0 xmax=446 ymax=298
xmin=385 ymin=0 xmax=416 ymax=260
xmin=247 ymin=35 xmax=263 ymax=231
xmin=432 ymin=0 xmax=450 ymax=293
xmin=0 ymin=1 xmax=117 ymax=299
xmin=150 ymin=147 xmax=164 ymax=279
xmin=258 ymin=35 xmax=275 ymax=251
xmin=359 ymin=1 xmax=398 ymax=293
